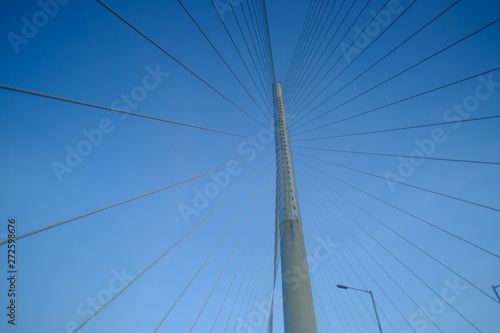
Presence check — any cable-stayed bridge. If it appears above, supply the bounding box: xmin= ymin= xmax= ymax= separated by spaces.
xmin=1 ymin=0 xmax=499 ymax=332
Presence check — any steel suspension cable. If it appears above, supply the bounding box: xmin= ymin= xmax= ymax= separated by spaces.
xmin=298 ymin=152 xmax=500 ymax=213
xmin=298 ymin=158 xmax=499 ymax=303
xmin=296 ymin=185 xmax=357 ymax=331
xmin=231 ymin=232 xmax=273 ymax=332
xmin=0 ymin=83 xmax=258 ymax=139
xmin=235 ymin=1 xmax=270 ymax=103
xmin=301 ymin=181 xmax=399 ymax=332
xmin=295 ymin=145 xmax=500 ymax=166
xmin=296 ymin=114 xmax=500 ymax=142
xmin=295 ymin=154 xmax=500 ymax=259
xmin=209 ymin=0 xmax=272 ymax=113
xmin=153 ymin=163 xmax=271 ymax=332
xmin=292 ymin=0 xmax=462 ymax=128
xmin=210 ymin=229 xmax=258 ymax=332
xmin=292 ymin=18 xmax=500 ymax=132
xmin=285 ymin=0 xmax=327 ymax=90
xmin=258 ymin=0 xmax=277 ymax=84
xmin=0 ymin=155 xmax=266 ymax=246
xmin=72 ymin=162 xmax=267 ymax=333
xmin=299 ymin=180 xmax=416 ymax=332
xmin=291 ymin=66 xmax=500 ymax=135
xmin=240 ymin=0 xmax=272 ymax=90
xmin=96 ymin=0 xmax=266 ymax=128
xmin=248 ymin=0 xmax=273 ymax=88
xmin=310 ymin=280 xmax=334 ymax=332
xmin=302 ymin=164 xmax=485 ymax=331
xmin=177 ymin=0 xmax=271 ymax=123
xmin=288 ymin=0 xmax=416 ymax=127
xmin=284 ymin=0 xmax=319 ymax=86
xmin=229 ymin=1 xmax=272 ymax=105
xmin=297 ymin=163 xmax=448 ymax=332
xmin=306 ymin=217 xmax=373 ymax=332
xmin=288 ymin=0 xmax=362 ymax=110
xmin=288 ymin=0 xmax=374 ymax=116
xmin=188 ymin=170 xmax=272 ymax=332
xmin=287 ymin=0 xmax=397 ymax=125
xmin=303 ymin=192 xmax=376 ymax=324
xmin=287 ymin=0 xmax=344 ymax=103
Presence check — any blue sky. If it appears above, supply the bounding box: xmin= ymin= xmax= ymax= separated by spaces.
xmin=1 ymin=0 xmax=500 ymax=332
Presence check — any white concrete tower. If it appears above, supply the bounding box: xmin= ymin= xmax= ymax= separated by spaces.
xmin=273 ymin=81 xmax=318 ymax=333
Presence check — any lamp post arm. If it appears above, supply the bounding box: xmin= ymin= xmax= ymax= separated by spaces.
xmin=348 ymin=286 xmax=370 ymax=294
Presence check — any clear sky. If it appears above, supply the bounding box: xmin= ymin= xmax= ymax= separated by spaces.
xmin=1 ymin=0 xmax=500 ymax=332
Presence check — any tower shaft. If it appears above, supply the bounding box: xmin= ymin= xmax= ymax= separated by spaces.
xmin=273 ymin=82 xmax=317 ymax=333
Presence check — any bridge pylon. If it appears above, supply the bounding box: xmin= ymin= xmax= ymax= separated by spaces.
xmin=273 ymin=82 xmax=318 ymax=333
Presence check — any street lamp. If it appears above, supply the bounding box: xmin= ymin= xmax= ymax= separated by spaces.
xmin=337 ymin=284 xmax=383 ymax=333
xmin=493 ymin=285 xmax=500 ymax=303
